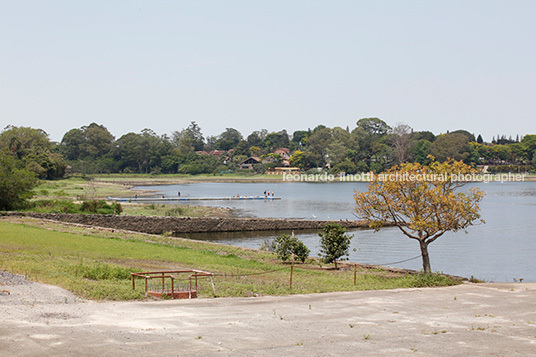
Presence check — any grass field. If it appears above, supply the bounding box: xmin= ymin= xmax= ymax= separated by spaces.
xmin=33 ymin=176 xmax=232 ymax=217
xmin=0 ymin=217 xmax=461 ymax=300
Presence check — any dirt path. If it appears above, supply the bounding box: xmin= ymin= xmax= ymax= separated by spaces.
xmin=1 ymin=272 xmax=535 ymax=356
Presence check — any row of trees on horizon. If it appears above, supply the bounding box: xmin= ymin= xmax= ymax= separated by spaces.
xmin=1 ymin=118 xmax=536 ymax=179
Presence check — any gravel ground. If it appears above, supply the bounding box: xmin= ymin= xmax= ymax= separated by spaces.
xmin=1 ymin=271 xmax=535 ymax=356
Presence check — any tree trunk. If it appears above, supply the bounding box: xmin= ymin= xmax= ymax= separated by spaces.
xmin=419 ymin=240 xmax=431 ymax=273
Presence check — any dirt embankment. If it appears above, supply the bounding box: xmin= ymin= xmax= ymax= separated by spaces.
xmin=4 ymin=212 xmax=372 ymax=234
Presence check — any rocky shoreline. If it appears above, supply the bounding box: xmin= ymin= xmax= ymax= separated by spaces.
xmin=4 ymin=211 xmax=375 ymax=235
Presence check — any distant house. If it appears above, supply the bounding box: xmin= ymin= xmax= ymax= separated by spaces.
xmin=273 ymin=148 xmax=290 ymax=160
xmin=239 ymin=157 xmax=261 ymax=170
xmin=209 ymin=150 xmax=226 ymax=157
xmin=195 ymin=151 xmax=209 ymax=155
xmin=265 ymin=167 xmax=301 ymax=175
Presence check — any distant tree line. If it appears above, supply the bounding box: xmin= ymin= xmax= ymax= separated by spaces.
xmin=2 ymin=120 xmax=536 ymax=180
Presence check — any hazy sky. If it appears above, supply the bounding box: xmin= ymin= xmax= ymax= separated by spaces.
xmin=1 ymin=1 xmax=535 ymax=143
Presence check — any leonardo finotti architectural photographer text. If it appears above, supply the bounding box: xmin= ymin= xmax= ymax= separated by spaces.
xmin=283 ymin=172 xmax=526 ymax=183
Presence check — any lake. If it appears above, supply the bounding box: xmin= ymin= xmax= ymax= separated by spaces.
xmin=134 ymin=181 xmax=536 ymax=282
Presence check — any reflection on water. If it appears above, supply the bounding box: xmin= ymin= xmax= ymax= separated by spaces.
xmin=135 ymin=181 xmax=536 ymax=283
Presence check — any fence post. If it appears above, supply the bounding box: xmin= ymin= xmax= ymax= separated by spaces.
xmin=354 ymin=264 xmax=357 ymax=285
xmin=290 ymin=265 xmax=294 ymax=288
xmin=144 ymin=277 xmax=148 ymax=297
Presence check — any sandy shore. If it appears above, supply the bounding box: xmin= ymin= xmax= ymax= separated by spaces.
xmin=2 ymin=271 xmax=535 ymax=356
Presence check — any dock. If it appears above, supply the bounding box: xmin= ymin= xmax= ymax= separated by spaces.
xmin=106 ymin=196 xmax=281 ymax=202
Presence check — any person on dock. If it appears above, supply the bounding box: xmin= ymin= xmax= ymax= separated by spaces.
xmin=178 ymin=191 xmax=181 ymax=197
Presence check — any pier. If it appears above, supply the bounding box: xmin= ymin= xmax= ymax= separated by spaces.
xmin=106 ymin=196 xmax=281 ymax=202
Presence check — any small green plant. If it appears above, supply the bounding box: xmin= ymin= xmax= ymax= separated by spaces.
xmin=80 ymin=200 xmax=123 ymax=215
xmin=318 ymin=223 xmax=352 ymax=269
xmin=274 ymin=234 xmax=310 ymax=263
xmin=469 ymin=276 xmax=486 ymax=283
xmin=363 ymin=334 xmax=371 ymax=340
xmin=75 ymin=261 xmax=138 ymax=280
xmin=164 ymin=206 xmax=185 ymax=217
xmin=411 ymin=272 xmax=460 ymax=287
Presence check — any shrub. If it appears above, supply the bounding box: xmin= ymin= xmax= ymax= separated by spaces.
xmin=27 ymin=199 xmax=79 ymax=213
xmin=274 ymin=234 xmax=310 ymax=263
xmin=318 ymin=223 xmax=352 ymax=269
xmin=164 ymin=206 xmax=185 ymax=216
xmin=80 ymin=200 xmax=123 ymax=215
xmin=75 ymin=261 xmax=138 ymax=280
xmin=0 ymin=151 xmax=38 ymax=210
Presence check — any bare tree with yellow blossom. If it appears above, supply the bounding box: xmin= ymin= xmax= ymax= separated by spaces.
xmin=354 ymin=158 xmax=484 ymax=273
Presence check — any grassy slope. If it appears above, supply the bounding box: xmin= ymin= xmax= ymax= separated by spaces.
xmin=0 ymin=218 xmax=460 ymax=300
xmin=33 ymin=177 xmax=232 ymax=217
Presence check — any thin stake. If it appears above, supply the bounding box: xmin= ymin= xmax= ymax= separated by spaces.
xmin=354 ymin=264 xmax=357 ymax=285
xmin=210 ymin=275 xmax=216 ymax=297
xmin=290 ymin=265 xmax=294 ymax=288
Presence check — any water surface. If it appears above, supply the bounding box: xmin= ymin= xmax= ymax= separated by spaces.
xmin=134 ymin=181 xmax=536 ymax=282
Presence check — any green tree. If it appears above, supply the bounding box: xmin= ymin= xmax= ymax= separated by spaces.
xmin=82 ymin=123 xmax=115 ymax=158
xmin=356 ymin=118 xmax=391 ymax=136
xmin=214 ymin=128 xmax=243 ymax=151
xmin=450 ymin=130 xmax=476 ymax=142
xmin=318 ymin=223 xmax=352 ymax=269
xmin=0 ymin=126 xmax=52 ymax=159
xmin=411 ymin=131 xmax=436 ymax=143
xmin=521 ymin=135 xmax=536 ymax=163
xmin=113 ymin=130 xmax=172 ymax=173
xmin=326 ymin=141 xmax=348 ymax=166
xmin=247 ymin=129 xmax=268 ymax=148
xmin=172 ymin=121 xmax=205 ymax=153
xmin=274 ymin=234 xmax=310 ymax=263
xmin=0 ymin=150 xmax=38 ymax=210
xmin=429 ymin=133 xmax=471 ymax=163
xmin=233 ymin=140 xmax=250 ymax=156
xmin=263 ymin=130 xmax=290 ymax=151
xmin=306 ymin=127 xmax=333 ymax=166
xmin=60 ymin=128 xmax=85 ymax=160
xmin=413 ymin=139 xmax=432 ymax=165
xmin=0 ymin=126 xmax=66 ymax=179
xmin=291 ymin=130 xmax=309 ymax=147
xmin=330 ymin=159 xmax=358 ymax=175
xmin=61 ymin=123 xmax=114 ymax=160
xmin=352 ymin=119 xmax=392 ymax=168
xmin=354 ymin=159 xmax=484 ymax=273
